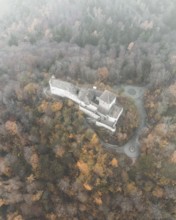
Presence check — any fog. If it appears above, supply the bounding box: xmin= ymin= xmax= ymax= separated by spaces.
xmin=0 ymin=1 xmax=176 ymax=219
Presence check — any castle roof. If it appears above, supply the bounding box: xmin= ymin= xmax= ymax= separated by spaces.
xmin=97 ymin=104 xmax=123 ymax=119
xmin=78 ymin=88 xmax=98 ymax=105
xmin=99 ymin=90 xmax=116 ymax=104
xmin=109 ymin=105 xmax=123 ymax=118
xmin=50 ymin=78 xmax=78 ymax=94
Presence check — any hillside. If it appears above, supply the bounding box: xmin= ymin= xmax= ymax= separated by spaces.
xmin=0 ymin=1 xmax=176 ymax=219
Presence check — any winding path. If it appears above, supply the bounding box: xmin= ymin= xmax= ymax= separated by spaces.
xmin=101 ymin=85 xmax=147 ymax=159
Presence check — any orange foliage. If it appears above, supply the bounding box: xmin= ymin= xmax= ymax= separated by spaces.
xmin=5 ymin=121 xmax=18 ymax=135
xmin=154 ymin=123 xmax=167 ymax=137
xmin=170 ymin=151 xmax=176 ymax=164
xmin=116 ymin=132 xmax=127 ymax=143
xmin=54 ymin=146 xmax=65 ymax=158
xmin=90 ymin=133 xmax=99 ymax=145
xmin=32 ymin=190 xmax=43 ymax=201
xmin=97 ymin=67 xmax=109 ymax=81
xmin=24 ymin=83 xmax=39 ymax=95
xmin=7 ymin=212 xmax=23 ymax=220
xmin=93 ymin=163 xmax=104 ymax=177
xmin=46 ymin=213 xmax=57 ymax=220
xmin=30 ymin=153 xmax=39 ymax=170
xmin=38 ymin=100 xmax=49 ymax=113
xmin=143 ymin=133 xmax=155 ymax=150
xmin=69 ymin=134 xmax=74 ymax=139
xmin=94 ymin=197 xmax=102 ymax=205
xmin=110 ymin=158 xmax=118 ymax=167
xmin=13 ymin=215 xmax=23 ymax=220
xmin=152 ymin=187 xmax=164 ymax=198
xmin=26 ymin=174 xmax=35 ymax=183
xmin=51 ymin=101 xmax=63 ymax=112
xmin=127 ymin=182 xmax=137 ymax=193
xmin=93 ymin=191 xmax=103 ymax=205
xmin=0 ymin=198 xmax=7 ymax=207
xmin=83 ymin=183 xmax=92 ymax=191
xmin=76 ymin=160 xmax=89 ymax=175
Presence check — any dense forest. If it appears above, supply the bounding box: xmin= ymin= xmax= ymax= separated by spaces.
xmin=0 ymin=0 xmax=176 ymax=219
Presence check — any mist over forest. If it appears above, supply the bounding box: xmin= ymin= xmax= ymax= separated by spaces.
xmin=0 ymin=0 xmax=176 ymax=219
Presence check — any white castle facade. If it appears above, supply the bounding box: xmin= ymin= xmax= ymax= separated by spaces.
xmin=49 ymin=76 xmax=123 ymax=132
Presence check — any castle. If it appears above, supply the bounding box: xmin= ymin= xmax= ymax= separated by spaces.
xmin=49 ymin=76 xmax=123 ymax=132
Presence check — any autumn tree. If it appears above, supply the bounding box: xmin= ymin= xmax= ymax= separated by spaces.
xmin=97 ymin=67 xmax=109 ymax=82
